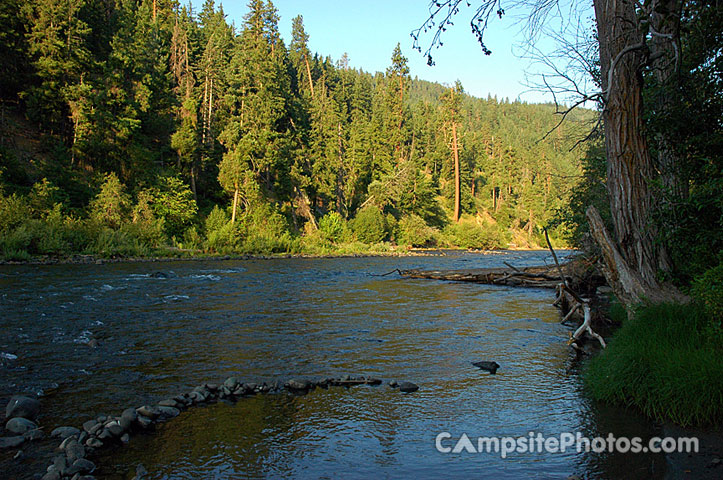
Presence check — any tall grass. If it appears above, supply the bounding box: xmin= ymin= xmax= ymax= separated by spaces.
xmin=585 ymin=302 xmax=723 ymax=426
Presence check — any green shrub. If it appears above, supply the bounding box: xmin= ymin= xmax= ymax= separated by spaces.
xmin=29 ymin=178 xmax=66 ymax=217
xmin=90 ymin=173 xmax=131 ymax=229
xmin=145 ymin=176 xmax=198 ymax=238
xmin=93 ymin=227 xmax=149 ymax=257
xmin=318 ymin=211 xmax=347 ymax=242
xmin=204 ymin=206 xmax=238 ymax=253
xmin=350 ymin=206 xmax=387 ymax=244
xmin=585 ymin=302 xmax=723 ymax=426
xmin=444 ymin=220 xmax=503 ymax=249
xmin=692 ymin=264 xmax=723 ymax=338
xmin=180 ymin=226 xmax=202 ymax=250
xmin=397 ymin=214 xmax=437 ymax=247
xmin=0 ymin=193 xmax=32 ymax=232
xmin=238 ymin=203 xmax=294 ymax=254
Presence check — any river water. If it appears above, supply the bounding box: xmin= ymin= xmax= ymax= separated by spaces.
xmin=1 ymin=251 xmax=671 ymax=478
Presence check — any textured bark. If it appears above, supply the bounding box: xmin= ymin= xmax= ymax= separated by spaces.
xmin=586 ymin=205 xmax=687 ymax=308
xmin=593 ymin=0 xmax=681 ymax=303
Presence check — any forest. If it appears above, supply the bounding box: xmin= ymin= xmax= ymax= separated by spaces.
xmin=0 ymin=0 xmax=721 ymax=429
xmin=0 ymin=0 xmax=593 ymax=260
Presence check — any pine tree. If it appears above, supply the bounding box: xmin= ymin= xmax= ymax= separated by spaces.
xmin=218 ymin=0 xmax=292 ymax=221
xmin=440 ymin=81 xmax=463 ymax=222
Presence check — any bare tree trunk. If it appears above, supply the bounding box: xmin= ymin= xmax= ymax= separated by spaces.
xmin=202 ymin=74 xmax=208 ymax=144
xmin=593 ymin=0 xmax=679 ymax=303
xmin=231 ymin=183 xmax=239 ymax=224
xmin=190 ymin=166 xmax=197 ymax=202
xmin=304 ymin=54 xmax=315 ymax=99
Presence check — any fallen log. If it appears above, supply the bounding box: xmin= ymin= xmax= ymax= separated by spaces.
xmin=397 ymin=265 xmax=573 ymax=289
xmin=396 ymin=256 xmax=608 ymax=352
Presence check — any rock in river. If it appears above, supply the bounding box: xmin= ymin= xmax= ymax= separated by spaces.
xmin=5 ymin=395 xmax=41 ymax=421
xmin=5 ymin=417 xmax=38 ymax=435
xmin=120 ymin=407 xmax=138 ymax=430
xmin=472 ymin=361 xmax=500 ymax=374
xmin=51 ymin=426 xmax=80 ymax=439
xmin=398 ymin=382 xmax=419 ymax=393
xmin=0 ymin=436 xmax=26 ymax=449
xmin=286 ymin=379 xmax=312 ymax=391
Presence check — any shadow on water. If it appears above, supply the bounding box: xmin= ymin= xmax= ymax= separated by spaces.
xmin=0 ymin=252 xmax=705 ymax=478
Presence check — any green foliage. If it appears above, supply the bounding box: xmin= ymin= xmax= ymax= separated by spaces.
xmin=396 ymin=214 xmax=437 ymax=247
xmin=237 ymin=203 xmax=294 ymax=254
xmin=146 ymin=175 xmax=198 ymax=238
xmin=0 ymin=193 xmax=32 ymax=232
xmin=130 ymin=190 xmax=166 ymax=247
xmin=350 ymin=206 xmax=387 ymax=244
xmin=29 ymin=178 xmax=66 ymax=216
xmin=204 ymin=205 xmax=238 ymax=253
xmin=90 ymin=173 xmax=130 ymax=229
xmin=692 ymin=264 xmax=723 ymax=336
xmin=0 ymin=0 xmax=600 ymax=259
xmin=443 ymin=219 xmax=503 ymax=249
xmin=585 ymin=303 xmax=723 ymax=426
xmin=318 ymin=211 xmax=347 ymax=242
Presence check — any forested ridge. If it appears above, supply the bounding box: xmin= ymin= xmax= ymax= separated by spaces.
xmin=0 ymin=0 xmax=593 ymax=259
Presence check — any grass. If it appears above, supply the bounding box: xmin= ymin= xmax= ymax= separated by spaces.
xmin=584 ymin=302 xmax=723 ymax=426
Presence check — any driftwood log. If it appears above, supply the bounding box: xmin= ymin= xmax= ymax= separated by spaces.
xmin=397 ymin=252 xmax=607 ymax=351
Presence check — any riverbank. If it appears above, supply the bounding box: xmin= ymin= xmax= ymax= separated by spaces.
xmin=0 ymin=246 xmax=557 ymax=266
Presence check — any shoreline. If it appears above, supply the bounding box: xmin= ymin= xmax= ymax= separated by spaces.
xmin=0 ymin=247 xmax=570 ymax=267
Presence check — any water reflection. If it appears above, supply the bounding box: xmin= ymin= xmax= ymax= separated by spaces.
xmin=0 ymin=252 xmax=689 ymax=478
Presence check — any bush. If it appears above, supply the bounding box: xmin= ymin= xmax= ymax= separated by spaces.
xmin=444 ymin=220 xmax=503 ymax=249
xmin=0 ymin=193 xmax=32 ymax=232
xmin=350 ymin=206 xmax=387 ymax=244
xmin=90 ymin=173 xmax=130 ymax=229
xmin=397 ymin=214 xmax=437 ymax=247
xmin=318 ymin=211 xmax=347 ymax=243
xmin=692 ymin=263 xmax=723 ymax=337
xmin=585 ymin=302 xmax=723 ymax=426
xmin=238 ymin=203 xmax=294 ymax=254
xmin=129 ymin=190 xmax=166 ymax=247
xmin=145 ymin=176 xmax=198 ymax=238
xmin=93 ymin=227 xmax=150 ymax=257
xmin=204 ymin=206 xmax=238 ymax=253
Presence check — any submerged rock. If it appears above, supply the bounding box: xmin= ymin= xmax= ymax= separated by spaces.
xmin=136 ymin=406 xmax=160 ymax=419
xmin=120 ymin=408 xmax=137 ymax=430
xmin=70 ymin=458 xmax=96 ymax=474
xmin=398 ymin=381 xmax=419 ymax=393
xmin=472 ymin=361 xmax=500 ymax=374
xmin=5 ymin=395 xmax=41 ymax=421
xmin=223 ymin=376 xmax=240 ymax=390
xmin=51 ymin=426 xmax=80 ymax=439
xmin=23 ymin=428 xmax=45 ymax=441
xmin=65 ymin=441 xmax=86 ymax=463
xmin=286 ymin=379 xmax=312 ymax=391
xmin=0 ymin=436 xmax=26 ymax=449
xmin=82 ymin=420 xmax=98 ymax=434
xmin=5 ymin=417 xmax=38 ymax=434
xmin=156 ymin=406 xmax=180 ymax=420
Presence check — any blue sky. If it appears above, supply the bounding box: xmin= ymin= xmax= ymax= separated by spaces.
xmin=191 ymin=1 xmax=593 ymax=103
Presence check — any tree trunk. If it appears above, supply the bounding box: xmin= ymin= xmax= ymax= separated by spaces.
xmin=452 ymin=121 xmax=461 ymax=222
xmin=231 ymin=183 xmax=239 ymax=224
xmin=304 ymin=54 xmax=314 ymax=98
xmin=593 ymin=0 xmax=679 ymax=303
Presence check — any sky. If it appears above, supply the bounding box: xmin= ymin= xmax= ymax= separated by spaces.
xmin=192 ymin=0 xmax=593 ymax=103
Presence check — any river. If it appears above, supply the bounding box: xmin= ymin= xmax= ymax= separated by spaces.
xmin=0 ymin=251 xmax=672 ymax=478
